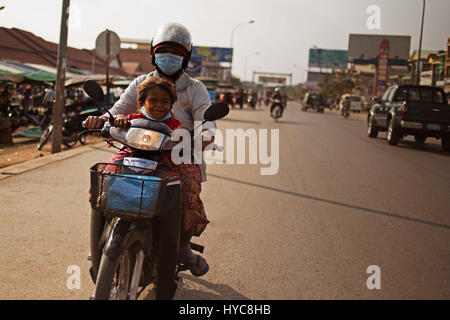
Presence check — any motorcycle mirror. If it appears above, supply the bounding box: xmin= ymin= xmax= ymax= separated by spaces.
xmin=83 ymin=79 xmax=114 ymax=124
xmin=83 ymin=80 xmax=104 ymax=104
xmin=204 ymin=102 xmax=229 ymax=121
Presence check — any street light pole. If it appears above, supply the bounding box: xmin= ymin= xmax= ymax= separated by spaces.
xmin=416 ymin=0 xmax=425 ymax=85
xmin=51 ymin=0 xmax=70 ymax=154
xmin=244 ymin=52 xmax=259 ymax=82
xmin=230 ymin=20 xmax=255 ymax=77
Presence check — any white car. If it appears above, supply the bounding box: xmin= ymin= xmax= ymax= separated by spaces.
xmin=339 ymin=94 xmax=363 ymax=113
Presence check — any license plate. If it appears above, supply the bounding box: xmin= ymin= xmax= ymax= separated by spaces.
xmin=123 ymin=157 xmax=158 ymax=172
xmin=427 ymin=123 xmax=440 ymax=130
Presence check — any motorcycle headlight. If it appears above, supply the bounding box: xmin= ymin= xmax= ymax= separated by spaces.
xmin=125 ymin=128 xmax=167 ymax=151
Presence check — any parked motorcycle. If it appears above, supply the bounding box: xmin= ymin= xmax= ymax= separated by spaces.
xmin=82 ymin=80 xmax=229 ymax=300
xmin=8 ymin=110 xmax=41 ymax=134
xmin=37 ymin=105 xmax=101 ymax=150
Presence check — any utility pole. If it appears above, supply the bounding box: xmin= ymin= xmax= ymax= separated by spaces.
xmin=416 ymin=0 xmax=425 ymax=85
xmin=105 ymin=29 xmax=110 ymax=108
xmin=51 ymin=0 xmax=70 ymax=153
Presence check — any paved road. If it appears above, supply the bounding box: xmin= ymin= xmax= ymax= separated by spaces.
xmin=0 ymin=102 xmax=449 ymax=299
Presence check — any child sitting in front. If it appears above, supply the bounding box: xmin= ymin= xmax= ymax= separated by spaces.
xmin=110 ymin=76 xmax=209 ymax=277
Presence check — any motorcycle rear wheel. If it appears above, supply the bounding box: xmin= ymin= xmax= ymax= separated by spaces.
xmin=63 ymin=133 xmax=78 ymax=148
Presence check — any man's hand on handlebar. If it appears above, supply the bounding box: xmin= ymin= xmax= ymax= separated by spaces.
xmin=84 ymin=116 xmax=108 ymax=129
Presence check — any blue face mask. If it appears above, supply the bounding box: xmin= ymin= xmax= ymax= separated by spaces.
xmin=140 ymin=106 xmax=171 ymax=122
xmin=155 ymin=53 xmax=183 ymax=75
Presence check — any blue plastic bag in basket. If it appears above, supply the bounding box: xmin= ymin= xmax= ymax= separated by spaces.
xmin=105 ymin=174 xmax=162 ymax=215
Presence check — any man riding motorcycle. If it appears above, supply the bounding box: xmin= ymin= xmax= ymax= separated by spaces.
xmin=85 ymin=22 xmax=215 ymax=278
xmin=342 ymin=96 xmax=351 ymax=117
xmin=270 ymin=87 xmax=285 ymax=117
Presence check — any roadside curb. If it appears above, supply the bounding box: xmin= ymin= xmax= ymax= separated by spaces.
xmin=329 ymin=110 xmax=368 ymax=120
xmin=0 ymin=142 xmax=105 ymax=181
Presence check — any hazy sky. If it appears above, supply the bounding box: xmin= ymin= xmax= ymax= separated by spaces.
xmin=1 ymin=0 xmax=449 ymax=83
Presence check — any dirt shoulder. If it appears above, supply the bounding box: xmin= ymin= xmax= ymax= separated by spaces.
xmin=0 ymin=136 xmax=104 ymax=170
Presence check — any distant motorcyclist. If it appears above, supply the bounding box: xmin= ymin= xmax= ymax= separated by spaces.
xmin=270 ymin=87 xmax=285 ymax=117
xmin=272 ymin=87 xmax=282 ymax=101
xmin=248 ymin=90 xmax=257 ymax=109
xmin=257 ymin=90 xmax=263 ymax=107
xmin=238 ymin=87 xmax=244 ymax=109
xmin=342 ymin=96 xmax=351 ymax=117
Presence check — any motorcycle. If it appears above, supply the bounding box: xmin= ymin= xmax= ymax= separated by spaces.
xmin=248 ymin=96 xmax=256 ymax=110
xmin=8 ymin=109 xmax=41 ymax=134
xmin=37 ymin=105 xmax=101 ymax=150
xmin=270 ymin=99 xmax=283 ymax=122
xmin=81 ymin=80 xmax=229 ymax=300
xmin=341 ymin=107 xmax=350 ymax=118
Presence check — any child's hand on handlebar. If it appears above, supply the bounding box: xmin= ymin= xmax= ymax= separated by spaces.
xmin=114 ymin=114 xmax=129 ymax=128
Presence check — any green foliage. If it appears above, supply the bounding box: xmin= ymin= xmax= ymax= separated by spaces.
xmin=230 ymin=75 xmax=242 ymax=87
xmin=318 ymin=69 xmax=363 ymax=99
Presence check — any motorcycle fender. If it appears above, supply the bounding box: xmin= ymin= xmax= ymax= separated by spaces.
xmin=104 ymin=219 xmax=150 ymax=258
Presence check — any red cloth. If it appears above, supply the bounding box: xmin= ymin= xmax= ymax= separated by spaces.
xmin=126 ymin=112 xmax=181 ymax=130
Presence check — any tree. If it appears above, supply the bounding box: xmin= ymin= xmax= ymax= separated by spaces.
xmin=230 ymin=75 xmax=242 ymax=87
xmin=318 ymin=69 xmax=363 ymax=99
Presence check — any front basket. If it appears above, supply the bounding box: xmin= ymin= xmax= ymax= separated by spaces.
xmin=90 ymin=163 xmax=167 ymax=219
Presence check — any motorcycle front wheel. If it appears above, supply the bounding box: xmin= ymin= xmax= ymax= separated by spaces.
xmin=273 ymin=106 xmax=282 ymax=121
xmin=37 ymin=125 xmax=53 ymax=150
xmin=94 ymin=249 xmax=135 ymax=300
xmin=79 ymin=134 xmax=86 ymax=145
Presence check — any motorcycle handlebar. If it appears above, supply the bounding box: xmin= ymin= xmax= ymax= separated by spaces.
xmin=81 ymin=120 xmax=223 ymax=151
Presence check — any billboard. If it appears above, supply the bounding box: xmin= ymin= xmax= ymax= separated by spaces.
xmin=200 ymin=62 xmax=232 ymax=82
xmin=308 ymin=49 xmax=348 ymax=69
xmin=192 ymin=46 xmax=233 ymax=63
xmin=348 ymin=34 xmax=410 ymax=63
xmin=186 ymin=56 xmax=203 ymax=76
xmin=374 ymin=39 xmax=390 ymax=97
xmin=307 ymin=71 xmax=328 ymax=82
xmin=258 ymin=76 xmax=286 ymax=84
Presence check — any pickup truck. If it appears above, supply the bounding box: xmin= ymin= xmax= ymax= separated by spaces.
xmin=367 ymin=85 xmax=450 ymax=152
xmin=302 ymin=92 xmax=324 ymax=113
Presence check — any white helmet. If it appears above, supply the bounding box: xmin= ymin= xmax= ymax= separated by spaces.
xmin=151 ymin=23 xmax=192 ymax=70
